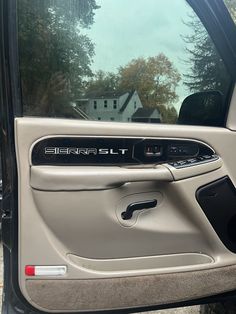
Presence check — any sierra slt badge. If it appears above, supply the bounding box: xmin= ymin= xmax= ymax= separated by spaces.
xmin=45 ymin=147 xmax=129 ymax=155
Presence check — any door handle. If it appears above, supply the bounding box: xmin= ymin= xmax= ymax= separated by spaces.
xmin=121 ymin=199 xmax=157 ymax=220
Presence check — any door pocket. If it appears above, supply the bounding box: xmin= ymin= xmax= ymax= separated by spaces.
xmin=197 ymin=176 xmax=236 ymax=253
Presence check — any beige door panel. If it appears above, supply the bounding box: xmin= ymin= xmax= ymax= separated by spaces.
xmin=31 ymin=181 xmax=211 ymax=260
xmin=30 ymin=157 xmax=222 ymax=191
xmin=30 ymin=165 xmax=173 ymax=191
xmin=67 ymin=252 xmax=213 ymax=273
xmin=15 ymin=117 xmax=236 ymax=312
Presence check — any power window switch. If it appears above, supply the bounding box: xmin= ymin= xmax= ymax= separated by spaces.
xmin=169 ymin=162 xmax=180 ymax=168
xmin=202 ymin=155 xmax=212 ymax=160
xmin=186 ymin=158 xmax=198 ymax=164
xmin=197 ymin=156 xmax=205 ymax=161
xmin=177 ymin=160 xmax=187 ymax=166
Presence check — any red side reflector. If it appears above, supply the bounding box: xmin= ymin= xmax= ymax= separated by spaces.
xmin=25 ymin=265 xmax=35 ymax=276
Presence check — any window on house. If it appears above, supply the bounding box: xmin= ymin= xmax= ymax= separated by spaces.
xmin=18 ymin=0 xmax=233 ymax=127
xmin=110 ymin=117 xmax=114 ymax=121
xmin=98 ymin=117 xmax=101 ymax=120
xmin=94 ymin=101 xmax=97 ymax=109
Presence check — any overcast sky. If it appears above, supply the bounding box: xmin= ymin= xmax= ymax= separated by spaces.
xmin=82 ymin=0 xmax=197 ymax=110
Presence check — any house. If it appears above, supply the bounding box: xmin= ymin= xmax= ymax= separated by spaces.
xmin=76 ymin=90 xmax=143 ymax=122
xmin=131 ymin=108 xmax=162 ymax=123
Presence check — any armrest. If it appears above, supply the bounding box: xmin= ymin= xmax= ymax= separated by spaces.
xmin=30 ymin=165 xmax=174 ymax=191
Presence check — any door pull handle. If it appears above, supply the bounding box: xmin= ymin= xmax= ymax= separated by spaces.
xmin=121 ymin=199 xmax=157 ymax=220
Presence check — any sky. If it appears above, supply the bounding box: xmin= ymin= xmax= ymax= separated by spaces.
xmin=81 ymin=0 xmax=197 ymax=111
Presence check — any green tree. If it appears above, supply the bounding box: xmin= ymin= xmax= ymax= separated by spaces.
xmin=19 ymin=0 xmax=99 ymax=116
xmin=85 ymin=70 xmax=119 ymax=96
xmin=183 ymin=1 xmax=236 ymax=95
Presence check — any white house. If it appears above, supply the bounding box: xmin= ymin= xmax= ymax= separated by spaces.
xmin=76 ymin=90 xmax=143 ymax=122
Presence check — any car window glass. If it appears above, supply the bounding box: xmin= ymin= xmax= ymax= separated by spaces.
xmin=18 ymin=0 xmax=232 ymax=126
xmin=224 ymin=0 xmax=236 ymax=23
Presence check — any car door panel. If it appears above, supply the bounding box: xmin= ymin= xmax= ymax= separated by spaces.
xmin=14 ymin=117 xmax=236 ymax=312
xmin=0 ymin=0 xmax=236 ymax=312
xmin=25 ymin=266 xmax=236 ymax=312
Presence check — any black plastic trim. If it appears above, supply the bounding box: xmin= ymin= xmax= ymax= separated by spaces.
xmin=31 ymin=137 xmax=213 ymax=166
xmin=196 ymin=176 xmax=236 ymax=253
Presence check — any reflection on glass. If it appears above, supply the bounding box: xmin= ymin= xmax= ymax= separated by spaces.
xmin=18 ymin=0 xmax=231 ymax=125
xmin=223 ymin=0 xmax=236 ymax=24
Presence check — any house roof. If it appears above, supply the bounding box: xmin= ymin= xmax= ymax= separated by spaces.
xmin=132 ymin=107 xmax=160 ymax=118
xmin=78 ymin=89 xmax=138 ymax=112
xmin=119 ymin=90 xmax=136 ymax=112
xmin=85 ymin=91 xmax=126 ymax=99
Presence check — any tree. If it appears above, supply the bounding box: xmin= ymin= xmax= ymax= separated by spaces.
xmin=118 ymin=54 xmax=181 ymax=108
xmin=183 ymin=0 xmax=236 ymax=95
xmin=85 ymin=70 xmax=119 ymax=96
xmin=18 ymin=0 xmax=99 ymax=116
xmin=157 ymin=105 xmax=178 ymax=124
xmin=85 ymin=55 xmax=180 ymax=123
xmin=225 ymin=0 xmax=236 ymax=22
xmin=86 ymin=55 xmax=180 ymax=108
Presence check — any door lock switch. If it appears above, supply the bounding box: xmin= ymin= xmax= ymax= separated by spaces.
xmin=145 ymin=145 xmax=162 ymax=156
